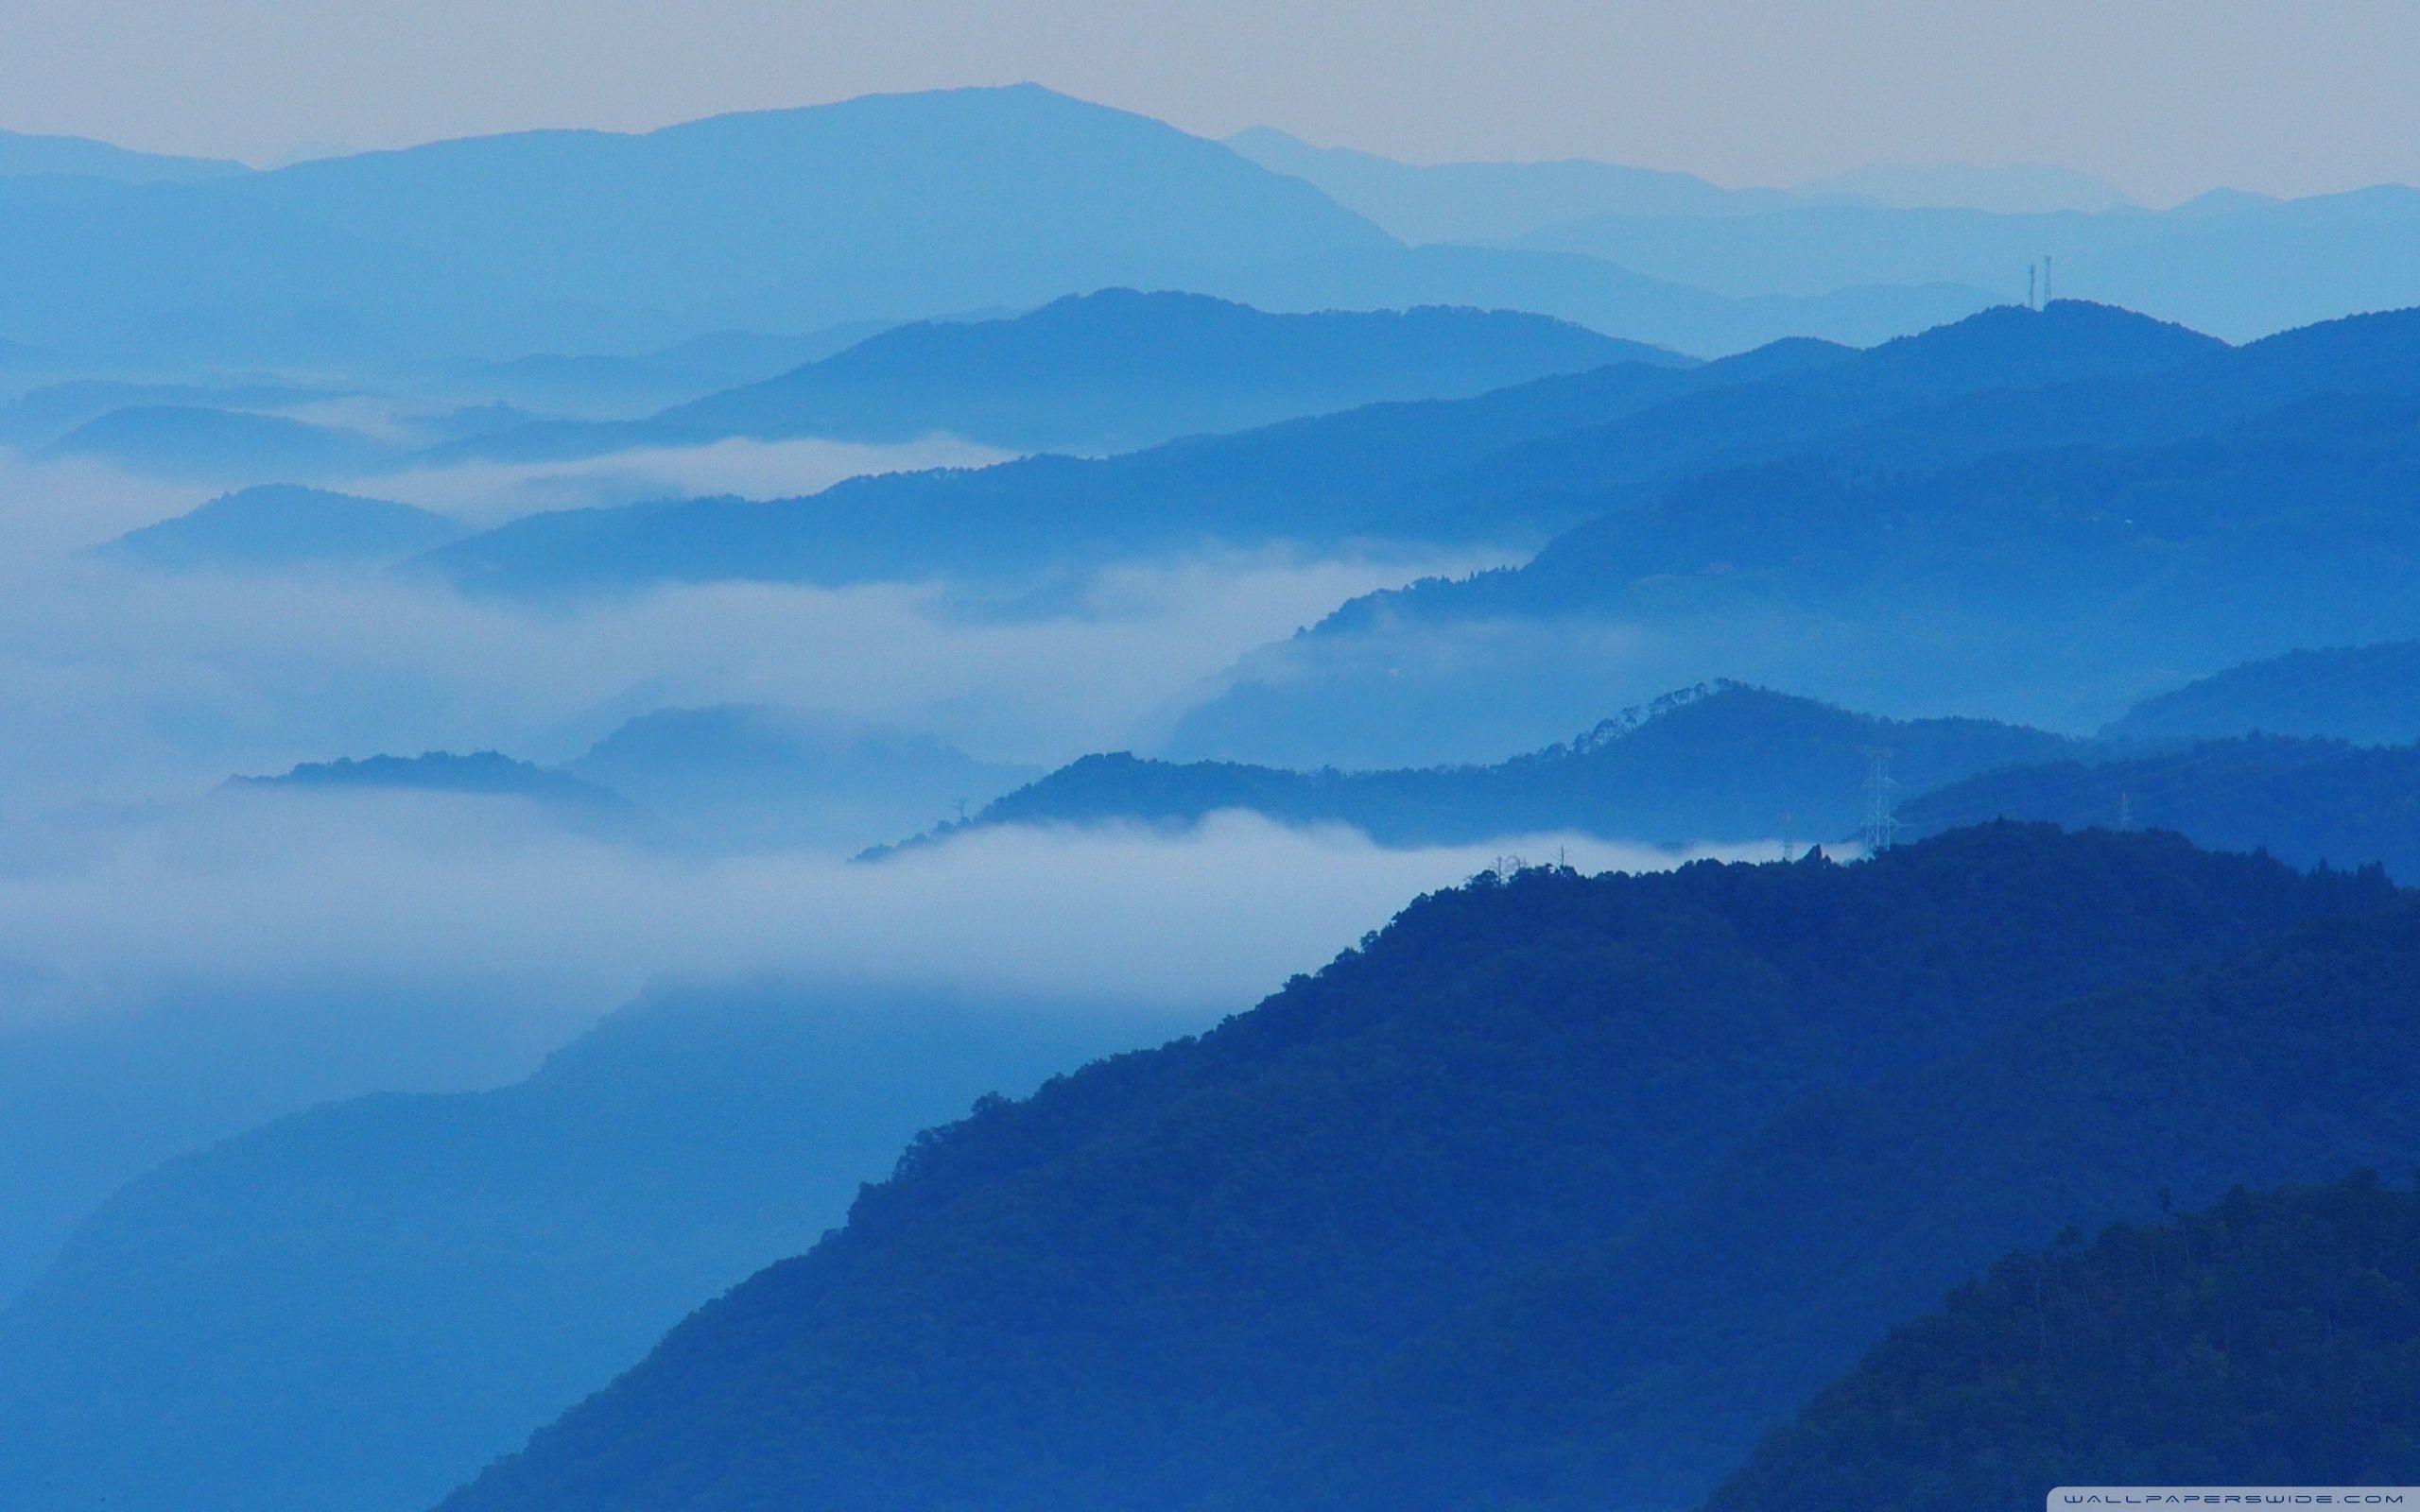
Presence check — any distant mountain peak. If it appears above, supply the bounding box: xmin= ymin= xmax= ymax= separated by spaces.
xmin=229 ymin=749 xmax=644 ymax=831
xmin=0 ymin=127 xmax=249 ymax=184
xmin=1220 ymin=125 xmax=1789 ymax=243
xmin=1565 ymin=679 xmax=1749 ymax=751
xmin=235 ymin=749 xmax=595 ymax=799
xmin=1864 ymin=298 xmax=2228 ymax=382
xmin=432 ymin=823 xmax=2400 ymax=1512
xmin=95 ymin=484 xmax=463 ymax=570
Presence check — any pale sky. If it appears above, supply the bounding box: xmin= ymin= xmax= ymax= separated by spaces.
xmin=4 ymin=0 xmax=2416 ymax=201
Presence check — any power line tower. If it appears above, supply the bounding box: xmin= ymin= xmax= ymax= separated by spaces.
xmin=2117 ymin=790 xmax=2133 ymax=833
xmin=1861 ymin=747 xmax=1902 ymax=854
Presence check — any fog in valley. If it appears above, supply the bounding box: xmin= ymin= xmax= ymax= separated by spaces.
xmin=0 ymin=437 xmax=1697 ymax=1301
xmin=10 ymin=28 xmax=2420 ymax=1512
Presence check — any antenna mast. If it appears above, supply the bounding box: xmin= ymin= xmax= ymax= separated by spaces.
xmin=1861 ymin=747 xmax=1902 ymax=854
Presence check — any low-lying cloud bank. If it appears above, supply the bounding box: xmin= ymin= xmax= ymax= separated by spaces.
xmin=0 ymin=442 xmax=1587 ymax=1292
xmin=0 ymin=448 xmax=1495 ymax=812
xmin=0 ymin=795 xmax=1771 ymax=1034
xmin=352 ymin=434 xmax=1014 ymax=525
xmin=0 ymin=795 xmax=1771 ymax=1293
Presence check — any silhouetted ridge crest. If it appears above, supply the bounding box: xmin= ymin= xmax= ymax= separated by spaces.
xmin=1703 ymin=1173 xmax=2420 ymax=1512
xmin=437 ymin=824 xmax=2398 ymax=1512
xmin=879 ymin=680 xmax=2069 ymax=850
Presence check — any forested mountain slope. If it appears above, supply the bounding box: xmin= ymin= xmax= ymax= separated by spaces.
xmin=1897 ymin=735 xmax=2420 ymax=881
xmin=889 ymin=682 xmax=2067 ymax=850
xmin=1258 ymin=875 xmax=2420 ymax=1510
xmin=1172 ymin=308 xmax=2420 ymax=763
xmin=1703 ymin=1173 xmax=2420 ymax=1512
xmin=438 ymin=827 xmax=2389 ymax=1512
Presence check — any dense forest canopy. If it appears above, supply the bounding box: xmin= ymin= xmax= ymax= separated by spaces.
xmin=438 ymin=826 xmax=2405 ymax=1512
xmin=1704 ymin=1173 xmax=2420 ymax=1512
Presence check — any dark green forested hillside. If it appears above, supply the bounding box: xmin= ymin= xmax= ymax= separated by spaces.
xmin=1704 ymin=1174 xmax=2420 ymax=1512
xmin=438 ymin=826 xmax=2390 ymax=1512
xmin=1898 ymin=734 xmax=2420 ymax=881
xmin=1254 ymin=877 xmax=2420 ymax=1511
xmin=885 ymin=681 xmax=2067 ymax=850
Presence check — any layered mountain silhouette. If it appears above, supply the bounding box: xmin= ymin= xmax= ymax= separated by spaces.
xmin=1341 ymin=889 xmax=2420 ymax=1510
xmin=1172 ymin=304 xmax=2420 ymax=765
xmin=1898 ymin=734 xmax=2420 ymax=881
xmin=1223 ymin=129 xmax=2420 ymax=337
xmin=0 ymin=127 xmax=247 ymax=184
xmin=432 ymin=290 xmax=1672 ymax=460
xmin=0 ymin=379 xmax=344 ymax=450
xmin=1224 ymin=127 xmax=1792 ymax=243
xmin=236 ymin=750 xmax=625 ymax=804
xmin=442 ymin=322 xmax=902 ymax=421
xmin=407 ymin=300 xmax=2206 ymax=598
xmin=227 ymin=711 xmax=1031 ymax=854
xmin=881 ymin=682 xmax=2067 ymax=851
xmin=0 ymin=88 xmax=1986 ymax=367
xmin=98 ymin=485 xmax=463 ymax=569
xmin=0 ymin=87 xmax=1387 ymax=362
xmin=0 ymin=987 xmax=1147 ymax=1512
xmin=1704 ymin=1173 xmax=2420 ymax=1512
xmin=570 ymin=705 xmax=1036 ymax=850
xmin=399 ymin=354 xmax=1719 ymax=594
xmin=434 ymin=826 xmax=2402 ymax=1512
xmin=1515 ymin=184 xmax=2420 ymax=339
xmin=2105 ymin=641 xmax=2420 ymax=747
xmin=1228 ymin=129 xmax=2135 ymax=240
xmin=44 ymin=404 xmax=390 ymax=479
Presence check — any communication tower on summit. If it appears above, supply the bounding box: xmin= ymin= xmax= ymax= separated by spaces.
xmin=1861 ymin=747 xmax=1902 ymax=854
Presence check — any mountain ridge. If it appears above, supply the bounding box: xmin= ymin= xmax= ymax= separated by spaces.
xmin=424 ymin=290 xmax=1679 ymax=461
xmin=97 ymin=485 xmax=464 ymax=569
xmin=1703 ymin=1173 xmax=2420 ymax=1512
xmin=406 ymin=300 xmax=2208 ymax=600
xmin=0 ymin=986 xmax=1146 ymax=1512
xmin=877 ymin=681 xmax=2070 ymax=852
xmin=433 ymin=825 xmax=2395 ymax=1512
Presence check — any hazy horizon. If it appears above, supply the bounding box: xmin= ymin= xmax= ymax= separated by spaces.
xmin=7 ymin=16 xmax=2420 ymax=1509
xmin=5 ymin=0 xmax=2418 ymax=203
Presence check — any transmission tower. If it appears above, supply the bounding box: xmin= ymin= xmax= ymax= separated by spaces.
xmin=1861 ymin=747 xmax=1902 ymax=853
xmin=2117 ymin=790 xmax=2133 ymax=833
